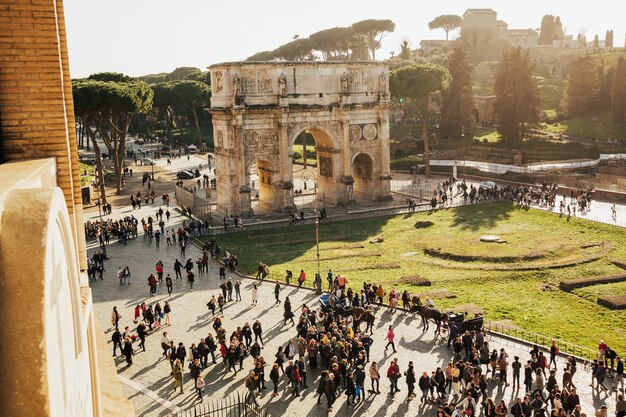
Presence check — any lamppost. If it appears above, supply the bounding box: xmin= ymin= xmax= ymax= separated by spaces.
xmin=302 ymin=167 xmax=322 ymax=293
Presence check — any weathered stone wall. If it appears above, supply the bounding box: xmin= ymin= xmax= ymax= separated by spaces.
xmin=0 ymin=0 xmax=87 ymax=270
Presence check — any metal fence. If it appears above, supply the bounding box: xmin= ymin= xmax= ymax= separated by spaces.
xmin=168 ymin=391 xmax=270 ymax=417
xmin=484 ymin=321 xmax=600 ymax=361
xmin=175 ymin=185 xmax=213 ymax=223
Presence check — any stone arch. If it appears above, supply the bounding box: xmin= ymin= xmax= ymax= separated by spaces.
xmin=352 ymin=152 xmax=375 ymax=200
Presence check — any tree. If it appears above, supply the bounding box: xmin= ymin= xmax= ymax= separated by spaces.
xmin=351 ymin=19 xmax=395 ymax=60
xmin=538 ymin=15 xmax=555 ymax=45
xmin=272 ymin=38 xmax=314 ymax=60
xmin=493 ymin=47 xmax=540 ymax=141
xmin=399 ymin=38 xmax=411 ymax=60
xmin=152 ymin=82 xmax=176 ymax=140
xmin=563 ymin=56 xmax=601 ymax=116
xmin=441 ymin=48 xmax=475 ymax=139
xmin=170 ymin=80 xmax=211 ymax=146
xmin=246 ymin=50 xmax=276 ymax=61
xmin=72 ymin=75 xmax=153 ymax=193
xmin=611 ymin=56 xmax=626 ymax=124
xmin=428 ymin=15 xmax=461 ymax=42
xmin=309 ymin=27 xmax=356 ymax=60
xmin=165 ymin=67 xmax=202 ymax=81
xmin=389 ymin=64 xmax=451 ymax=175
xmin=553 ymin=17 xmax=564 ymax=41
xmin=460 ymin=23 xmax=505 ymax=64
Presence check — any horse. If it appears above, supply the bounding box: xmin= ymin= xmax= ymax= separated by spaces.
xmin=413 ymin=305 xmax=448 ymax=334
xmin=352 ymin=307 xmax=376 ymax=333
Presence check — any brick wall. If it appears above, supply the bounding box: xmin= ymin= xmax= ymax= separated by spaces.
xmin=0 ymin=0 xmax=86 ymax=268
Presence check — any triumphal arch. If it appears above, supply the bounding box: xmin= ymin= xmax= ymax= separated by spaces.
xmin=209 ymin=61 xmax=392 ymax=216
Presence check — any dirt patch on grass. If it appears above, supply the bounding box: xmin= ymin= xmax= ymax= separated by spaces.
xmin=400 ymin=275 xmax=432 ymax=286
xmin=597 ymin=295 xmax=626 ymax=310
xmin=424 ymin=247 xmax=545 ymax=263
xmin=559 ymin=273 xmax=626 ymax=291
xmin=414 ymin=221 xmax=434 ymax=229
xmin=418 ymin=288 xmax=457 ymax=299
xmin=581 ymin=242 xmax=604 ymax=249
xmin=341 ymin=262 xmax=401 ymax=272
xmin=419 ymin=242 xmax=613 ymax=271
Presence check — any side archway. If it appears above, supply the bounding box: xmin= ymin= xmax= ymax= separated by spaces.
xmin=352 ymin=153 xmax=375 ymax=201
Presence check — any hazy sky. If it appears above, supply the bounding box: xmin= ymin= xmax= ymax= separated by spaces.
xmin=64 ymin=0 xmax=626 ymax=78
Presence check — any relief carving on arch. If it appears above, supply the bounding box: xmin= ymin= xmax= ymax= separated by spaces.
xmin=243 ymin=129 xmax=278 ymax=148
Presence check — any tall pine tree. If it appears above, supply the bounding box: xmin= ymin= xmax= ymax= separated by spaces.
xmin=441 ymin=47 xmax=475 ymax=139
xmin=494 ymin=47 xmax=540 ymax=141
xmin=611 ymin=56 xmax=626 ymax=124
xmin=538 ymin=15 xmax=555 ymax=45
xmin=564 ymin=56 xmax=601 ymax=116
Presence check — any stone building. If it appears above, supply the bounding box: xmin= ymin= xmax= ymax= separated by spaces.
xmin=209 ymin=61 xmax=393 ymax=216
xmin=0 ymin=0 xmax=131 ymax=416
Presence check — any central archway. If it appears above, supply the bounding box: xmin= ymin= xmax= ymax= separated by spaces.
xmin=289 ymin=126 xmax=338 ymax=209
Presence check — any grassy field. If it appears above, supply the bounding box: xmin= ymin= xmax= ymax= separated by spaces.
xmin=539 ymin=110 xmax=626 ymax=144
xmin=208 ymin=203 xmax=626 ymax=353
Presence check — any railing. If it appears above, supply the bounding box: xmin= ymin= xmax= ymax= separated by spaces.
xmin=484 ymin=320 xmax=600 ymax=362
xmin=168 ymin=391 xmax=270 ymax=417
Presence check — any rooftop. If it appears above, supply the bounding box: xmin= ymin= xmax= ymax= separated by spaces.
xmin=209 ymin=61 xmax=384 ymax=69
xmin=463 ymin=8 xmax=497 ymax=16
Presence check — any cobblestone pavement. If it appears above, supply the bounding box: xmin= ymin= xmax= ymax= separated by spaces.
xmin=88 ymin=208 xmax=621 ymax=417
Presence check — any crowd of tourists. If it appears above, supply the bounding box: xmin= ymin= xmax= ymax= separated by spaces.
xmin=104 ymin=253 xmax=624 ymax=417
xmin=427 ymin=178 xmax=595 ymax=219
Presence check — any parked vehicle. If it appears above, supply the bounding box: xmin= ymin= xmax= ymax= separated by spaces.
xmin=176 ymin=170 xmax=196 ymax=179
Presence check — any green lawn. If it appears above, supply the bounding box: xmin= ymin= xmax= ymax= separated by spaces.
xmin=208 ymin=203 xmax=626 ymax=353
xmin=540 ymin=110 xmax=626 ymax=144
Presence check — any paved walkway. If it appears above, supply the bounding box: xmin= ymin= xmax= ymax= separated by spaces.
xmin=87 ymin=207 xmax=622 ymax=417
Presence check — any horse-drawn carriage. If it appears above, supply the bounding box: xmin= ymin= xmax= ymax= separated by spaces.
xmin=440 ymin=312 xmax=489 ymax=340
xmin=318 ymin=293 xmax=376 ymax=333
xmin=409 ymin=295 xmax=490 ymax=339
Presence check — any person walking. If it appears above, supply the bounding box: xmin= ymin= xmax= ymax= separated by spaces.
xmin=283 ymin=297 xmax=295 ymax=325
xmin=163 ymin=301 xmax=172 ymax=326
xmin=123 ymin=337 xmax=134 ymax=366
xmin=251 ymin=283 xmax=258 ymax=306
xmin=270 ymin=363 xmax=280 ymax=397
xmin=234 ymin=280 xmax=241 ymax=301
xmin=245 ymin=371 xmax=259 ymax=405
xmin=405 ymin=362 xmax=416 ymax=400
xmin=111 ymin=306 xmax=121 ymax=330
xmin=418 ymin=371 xmax=430 ymax=403
xmin=253 ymin=320 xmax=264 ymax=346
xmin=111 ymin=327 xmax=122 ymax=356
xmin=385 ymin=325 xmax=397 ymax=353
xmin=172 ymin=359 xmax=184 ymax=394
xmin=187 ymin=270 xmax=195 ymax=291
xmin=274 ymin=281 xmax=281 ymax=305
xmin=387 ymin=358 xmax=400 ymax=395
xmin=369 ymin=361 xmax=381 ymax=394
xmin=165 ymin=274 xmax=173 ymax=294
xmin=174 ymin=259 xmax=182 ymax=280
